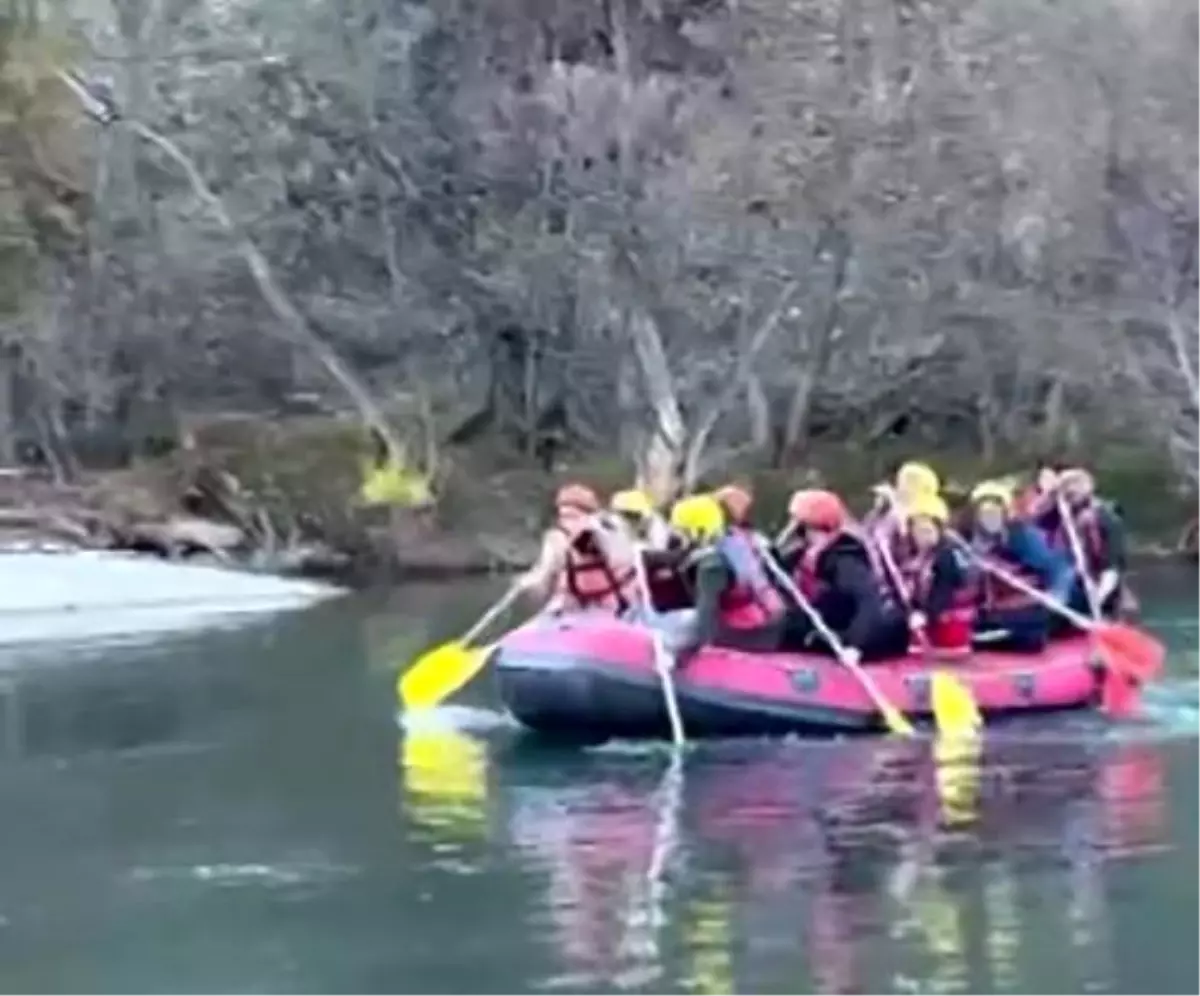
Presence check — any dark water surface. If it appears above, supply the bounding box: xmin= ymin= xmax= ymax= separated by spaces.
xmin=0 ymin=568 xmax=1195 ymax=994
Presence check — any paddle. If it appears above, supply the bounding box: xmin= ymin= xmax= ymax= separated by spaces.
xmin=949 ymin=533 xmax=1164 ymax=689
xmin=631 ymin=548 xmax=686 ymax=746
xmin=398 ymin=585 xmax=522 ymax=710
xmin=931 ymin=671 xmax=982 ymax=736
xmin=1056 ymin=493 xmax=1138 ymax=716
xmin=759 ymin=552 xmax=915 ymax=736
xmin=860 ymin=522 xmax=981 ymax=735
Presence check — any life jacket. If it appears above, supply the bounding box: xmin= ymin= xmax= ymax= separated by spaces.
xmin=897 ymin=547 xmax=969 ymax=614
xmin=644 ymin=550 xmax=690 ymax=612
xmin=1045 ymin=500 xmax=1110 ymax=575
xmin=894 ymin=542 xmax=976 ymax=628
xmin=795 ymin=526 xmax=896 ymax=610
xmin=970 ymin=530 xmax=1044 ymax=611
xmin=686 ymin=528 xmax=785 ymax=630
xmin=554 ymin=526 xmax=640 ymax=614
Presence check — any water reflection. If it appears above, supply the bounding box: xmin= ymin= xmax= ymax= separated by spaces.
xmin=397 ymin=727 xmax=1175 ymax=994
xmin=400 ymin=723 xmax=490 ymax=853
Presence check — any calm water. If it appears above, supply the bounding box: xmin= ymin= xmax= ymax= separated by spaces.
xmin=0 ymin=569 xmax=1195 ymax=994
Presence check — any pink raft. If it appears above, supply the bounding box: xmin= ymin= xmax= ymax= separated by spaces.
xmin=493 ymin=613 xmax=1102 ymax=738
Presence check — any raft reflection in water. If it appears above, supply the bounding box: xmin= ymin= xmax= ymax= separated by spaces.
xmin=397 ymin=728 xmax=1168 ymax=993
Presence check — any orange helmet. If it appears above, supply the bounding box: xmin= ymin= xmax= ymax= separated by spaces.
xmin=713 ymin=484 xmax=753 ymax=525
xmin=787 ymin=489 xmax=848 ymax=531
xmin=554 ymin=483 xmax=600 ymax=514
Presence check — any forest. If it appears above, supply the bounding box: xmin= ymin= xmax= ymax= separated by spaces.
xmin=0 ymin=0 xmax=1196 ymax=569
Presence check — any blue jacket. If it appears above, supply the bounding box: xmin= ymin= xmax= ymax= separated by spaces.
xmin=977 ymin=520 xmax=1075 ymax=602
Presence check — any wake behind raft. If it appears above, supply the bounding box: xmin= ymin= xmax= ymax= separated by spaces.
xmin=493 ymin=612 xmax=1102 ymax=739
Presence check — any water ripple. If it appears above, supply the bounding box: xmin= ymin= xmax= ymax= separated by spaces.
xmin=127 ymin=857 xmax=358 ymax=889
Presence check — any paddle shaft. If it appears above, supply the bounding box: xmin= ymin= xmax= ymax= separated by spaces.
xmin=460 ymin=584 xmax=523 ymax=646
xmin=1054 ymin=495 xmax=1143 ymax=713
xmin=632 ymin=548 xmax=686 ymax=746
xmin=948 ymin=532 xmax=1096 ymax=631
xmin=759 ymin=551 xmax=907 ymax=725
xmin=1056 ymin=493 xmax=1103 ymax=620
xmin=867 ymin=518 xmax=937 ymax=653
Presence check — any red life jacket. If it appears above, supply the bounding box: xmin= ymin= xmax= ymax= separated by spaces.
xmin=554 ymin=528 xmax=640 ymax=614
xmin=902 ymin=542 xmax=974 ymax=652
xmin=970 ymin=532 xmax=1044 ymax=611
xmin=795 ymin=526 xmax=895 ymax=609
xmin=709 ymin=528 xmax=786 ymax=630
xmin=1046 ymin=500 xmax=1110 ymax=574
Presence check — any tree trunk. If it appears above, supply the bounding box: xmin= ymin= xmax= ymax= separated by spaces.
xmin=681 ymin=280 xmax=798 ymax=489
xmin=780 ymin=236 xmax=849 ymax=461
xmin=57 ymin=71 xmax=410 ymax=472
xmin=627 ymin=308 xmax=685 ymax=506
xmin=0 ymin=361 xmax=14 ymax=466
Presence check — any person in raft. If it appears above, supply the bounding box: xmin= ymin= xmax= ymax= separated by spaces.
xmin=964 ymin=480 xmax=1075 ymax=652
xmin=607 ymin=487 xmax=693 ymax=612
xmin=775 ymin=489 xmax=910 ymax=663
xmin=862 ymin=461 xmax=942 ymax=565
xmin=713 ymin=484 xmax=760 ymax=539
xmin=1025 ymin=468 xmax=1131 ymax=620
xmin=1011 ymin=459 xmax=1065 ymax=518
xmin=607 ymin=488 xmax=672 ymax=551
xmin=663 ymin=493 xmax=787 ymax=666
xmin=891 ymin=491 xmax=976 ymax=656
xmin=514 ymin=483 xmax=643 ymax=617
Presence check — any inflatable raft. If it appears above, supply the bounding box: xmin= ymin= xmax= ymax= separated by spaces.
xmin=493 ymin=613 xmax=1102 ymax=738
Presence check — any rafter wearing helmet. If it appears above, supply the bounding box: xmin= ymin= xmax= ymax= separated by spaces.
xmin=660 ymin=494 xmax=787 ymax=667
xmin=514 ymin=483 xmax=643 ymax=617
xmin=776 ymin=489 xmax=911 ymax=665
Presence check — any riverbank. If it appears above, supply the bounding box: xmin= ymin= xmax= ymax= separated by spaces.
xmin=2 ymin=415 xmax=1194 ymax=586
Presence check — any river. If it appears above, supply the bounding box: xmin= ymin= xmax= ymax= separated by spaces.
xmin=0 ymin=567 xmax=1195 ymax=994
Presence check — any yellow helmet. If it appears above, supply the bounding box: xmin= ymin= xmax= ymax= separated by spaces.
xmin=907 ymin=491 xmax=950 ymax=525
xmin=970 ymin=480 xmax=1013 ymax=510
xmin=610 ymin=488 xmax=655 ymax=518
xmin=669 ymin=494 xmax=725 ymax=543
xmin=897 ymin=461 xmax=940 ymax=497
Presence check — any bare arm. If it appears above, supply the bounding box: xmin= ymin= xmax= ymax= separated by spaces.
xmin=515 ymin=529 xmax=569 ymax=604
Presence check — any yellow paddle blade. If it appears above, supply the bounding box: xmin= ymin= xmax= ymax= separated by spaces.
xmin=399 ymin=728 xmax=488 ymax=837
xmin=931 ymin=672 xmax=983 ymax=739
xmin=881 ymin=702 xmax=917 ymax=737
xmin=398 ymin=641 xmax=491 ymax=711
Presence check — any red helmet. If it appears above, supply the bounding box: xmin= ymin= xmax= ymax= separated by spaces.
xmin=787 ymin=489 xmax=848 ymax=531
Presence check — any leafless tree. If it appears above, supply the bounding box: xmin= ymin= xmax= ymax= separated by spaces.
xmin=0 ymin=0 xmax=1193 ymax=503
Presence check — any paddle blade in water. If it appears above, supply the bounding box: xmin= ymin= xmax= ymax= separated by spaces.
xmin=1100 ymin=667 xmax=1139 ymax=718
xmin=881 ymin=702 xmax=917 ymax=737
xmin=931 ymin=672 xmax=983 ymax=739
xmin=398 ymin=642 xmax=490 ymax=711
xmin=1095 ymin=623 xmax=1165 ymax=683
